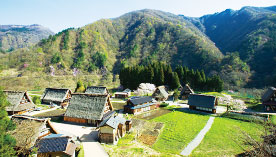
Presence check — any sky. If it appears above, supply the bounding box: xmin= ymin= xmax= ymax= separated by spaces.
xmin=1 ymin=0 xmax=276 ymax=33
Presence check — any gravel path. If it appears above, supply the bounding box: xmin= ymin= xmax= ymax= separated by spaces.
xmin=181 ymin=117 xmax=215 ymax=156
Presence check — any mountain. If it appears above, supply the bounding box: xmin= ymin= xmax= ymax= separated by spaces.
xmin=0 ymin=24 xmax=54 ymax=52
xmin=183 ymin=6 xmax=276 ymax=87
xmin=0 ymin=9 xmax=250 ymax=90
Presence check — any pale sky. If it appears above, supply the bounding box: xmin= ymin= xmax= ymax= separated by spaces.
xmin=1 ymin=0 xmax=276 ymax=32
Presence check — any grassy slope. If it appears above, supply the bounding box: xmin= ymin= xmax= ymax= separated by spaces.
xmin=152 ymin=111 xmax=210 ymax=154
xmin=191 ymin=117 xmax=264 ymax=156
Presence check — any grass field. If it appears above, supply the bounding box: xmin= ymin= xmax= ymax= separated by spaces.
xmin=191 ymin=117 xmax=264 ymax=156
xmin=152 ymin=111 xmax=210 ymax=154
xmin=112 ymin=102 xmax=126 ymax=110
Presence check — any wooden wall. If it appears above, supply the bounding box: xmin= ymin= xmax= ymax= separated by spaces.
xmin=64 ymin=116 xmax=88 ymax=124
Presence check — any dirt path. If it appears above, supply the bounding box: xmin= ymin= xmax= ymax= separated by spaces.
xmin=181 ymin=117 xmax=215 ymax=156
xmin=51 ymin=122 xmax=109 ymax=157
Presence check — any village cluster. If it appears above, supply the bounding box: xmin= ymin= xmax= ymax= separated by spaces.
xmin=3 ymin=83 xmax=276 ymax=156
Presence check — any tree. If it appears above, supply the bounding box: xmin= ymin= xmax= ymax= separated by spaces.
xmin=173 ymin=89 xmax=180 ymax=102
xmin=171 ymin=72 xmax=180 ymax=90
xmin=75 ymin=80 xmax=85 ymax=93
xmin=92 ymin=52 xmax=107 ymax=68
xmin=0 ymin=87 xmax=16 ymax=156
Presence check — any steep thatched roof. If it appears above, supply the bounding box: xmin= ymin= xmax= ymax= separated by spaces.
xmin=152 ymin=86 xmax=169 ymax=99
xmin=64 ymin=94 xmax=110 ymax=120
xmin=188 ymin=94 xmax=217 ymax=109
xmin=181 ymin=84 xmax=194 ymax=95
xmin=4 ymin=91 xmax=35 ymax=112
xmin=10 ymin=115 xmax=58 ymax=149
xmin=41 ymin=88 xmax=71 ymax=103
xmin=262 ymin=87 xmax=276 ymax=102
xmin=85 ymin=86 xmax=108 ymax=94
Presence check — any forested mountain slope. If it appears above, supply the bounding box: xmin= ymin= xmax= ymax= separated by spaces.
xmin=183 ymin=6 xmax=276 ymax=87
xmin=0 ymin=9 xmax=250 ymax=89
xmin=0 ymin=24 xmax=54 ymax=52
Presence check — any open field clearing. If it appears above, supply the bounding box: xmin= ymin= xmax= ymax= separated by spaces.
xmin=191 ymin=117 xmax=264 ymax=156
xmin=152 ymin=111 xmax=210 ymax=154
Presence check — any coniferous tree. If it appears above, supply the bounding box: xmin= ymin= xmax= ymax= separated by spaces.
xmin=0 ymin=87 xmax=16 ymax=156
xmin=171 ymin=72 xmax=180 ymax=89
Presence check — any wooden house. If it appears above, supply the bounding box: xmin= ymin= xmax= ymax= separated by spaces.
xmin=4 ymin=91 xmax=35 ymax=115
xmin=98 ymin=116 xmax=131 ymax=144
xmin=124 ymin=96 xmax=157 ymax=115
xmin=64 ymin=94 xmax=114 ymax=126
xmin=10 ymin=115 xmax=58 ymax=154
xmin=152 ymin=86 xmax=169 ymax=101
xmin=262 ymin=87 xmax=276 ymax=111
xmin=114 ymin=92 xmax=129 ymax=98
xmin=123 ymin=89 xmax=131 ymax=97
xmin=188 ymin=94 xmax=218 ymax=113
xmin=180 ymin=84 xmax=194 ymax=99
xmin=36 ymin=136 xmax=77 ymax=157
xmin=85 ymin=86 xmax=109 ymax=95
xmin=41 ymin=88 xmax=72 ymax=108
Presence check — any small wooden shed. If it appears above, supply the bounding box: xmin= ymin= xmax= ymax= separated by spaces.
xmin=124 ymin=96 xmax=157 ymax=115
xmin=188 ymin=94 xmax=218 ymax=113
xmin=41 ymin=88 xmax=72 ymax=108
xmin=114 ymin=92 xmax=129 ymax=98
xmin=64 ymin=94 xmax=114 ymax=126
xmin=152 ymin=86 xmax=169 ymax=101
xmin=4 ymin=91 xmax=35 ymax=115
xmin=180 ymin=84 xmax=194 ymax=99
xmin=98 ymin=116 xmax=131 ymax=144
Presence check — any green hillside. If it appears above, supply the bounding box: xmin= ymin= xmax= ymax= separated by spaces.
xmin=0 ymin=9 xmax=250 ymax=90
xmin=184 ymin=6 xmax=276 ymax=87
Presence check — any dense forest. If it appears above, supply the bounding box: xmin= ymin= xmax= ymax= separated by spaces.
xmin=1 ymin=7 xmax=276 ymax=90
xmin=120 ymin=62 xmax=223 ymax=92
xmin=184 ymin=6 xmax=276 ymax=87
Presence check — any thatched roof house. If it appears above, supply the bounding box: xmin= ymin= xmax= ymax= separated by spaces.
xmin=41 ymin=88 xmax=72 ymax=107
xmin=180 ymin=84 xmax=194 ymax=99
xmin=35 ymin=136 xmax=77 ymax=157
xmin=64 ymin=94 xmax=114 ymax=126
xmin=152 ymin=86 xmax=169 ymax=101
xmin=4 ymin=91 xmax=35 ymax=115
xmin=85 ymin=86 xmax=109 ymax=94
xmin=124 ymin=96 xmax=158 ymax=115
xmin=10 ymin=115 xmax=58 ymax=153
xmin=262 ymin=87 xmax=276 ymax=111
xmin=188 ymin=94 xmax=218 ymax=113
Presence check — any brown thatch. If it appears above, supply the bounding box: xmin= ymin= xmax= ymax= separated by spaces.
xmin=10 ymin=115 xmax=58 ymax=150
xmin=4 ymin=91 xmax=35 ymax=112
xmin=41 ymin=88 xmax=72 ymax=103
xmin=152 ymin=86 xmax=169 ymax=100
xmin=85 ymin=86 xmax=108 ymax=94
xmin=64 ymin=94 xmax=112 ymax=120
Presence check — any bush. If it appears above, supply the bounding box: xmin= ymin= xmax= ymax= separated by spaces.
xmin=160 ymin=103 xmax=169 ymax=107
xmin=32 ymin=95 xmax=41 ymax=105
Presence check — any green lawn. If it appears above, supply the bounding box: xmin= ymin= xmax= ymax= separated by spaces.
xmin=152 ymin=111 xmax=210 ymax=154
xmin=191 ymin=117 xmax=264 ymax=156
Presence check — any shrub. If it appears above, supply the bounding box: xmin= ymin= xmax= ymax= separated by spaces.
xmin=32 ymin=95 xmax=41 ymax=104
xmin=160 ymin=103 xmax=169 ymax=107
